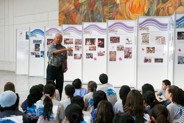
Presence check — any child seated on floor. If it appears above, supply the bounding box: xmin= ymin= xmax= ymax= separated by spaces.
xmin=72 ymin=78 xmax=88 ymax=98
xmin=156 ymin=79 xmax=171 ymax=106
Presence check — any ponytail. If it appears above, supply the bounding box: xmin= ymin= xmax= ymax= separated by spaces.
xmin=88 ymin=81 xmax=97 ymax=92
xmin=156 ymin=114 xmax=169 ymax=123
xmin=43 ymin=95 xmax=53 ymax=121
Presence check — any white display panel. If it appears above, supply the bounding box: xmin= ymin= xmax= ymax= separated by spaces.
xmin=107 ymin=20 xmax=136 ymax=87
xmin=174 ymin=13 xmax=184 ymax=89
xmin=63 ymin=25 xmax=82 ymax=81
xmin=44 ymin=26 xmax=61 ymax=78
xmin=16 ymin=29 xmax=29 ymax=75
xmin=29 ymin=28 xmax=45 ymax=77
xmin=137 ymin=17 xmax=170 ymax=90
xmin=82 ymin=23 xmax=107 ymax=83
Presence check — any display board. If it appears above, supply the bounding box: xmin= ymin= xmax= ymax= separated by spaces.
xmin=174 ymin=13 xmax=184 ymax=89
xmin=29 ymin=28 xmax=45 ymax=77
xmin=137 ymin=17 xmax=170 ymax=90
xmin=62 ymin=25 xmax=82 ymax=81
xmin=82 ymin=23 xmax=107 ymax=83
xmin=16 ymin=29 xmax=29 ymax=75
xmin=107 ymin=20 xmax=136 ymax=87
xmin=44 ymin=26 xmax=61 ymax=78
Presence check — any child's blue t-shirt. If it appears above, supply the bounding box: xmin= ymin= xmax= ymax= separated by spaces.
xmin=74 ymin=88 xmax=88 ymax=98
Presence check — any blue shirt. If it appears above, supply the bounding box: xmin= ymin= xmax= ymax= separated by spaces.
xmin=74 ymin=88 xmax=88 ymax=98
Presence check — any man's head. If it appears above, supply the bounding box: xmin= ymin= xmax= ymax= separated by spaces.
xmin=162 ymin=79 xmax=171 ymax=90
xmin=54 ymin=33 xmax=63 ymax=44
xmin=99 ymin=73 xmax=108 ymax=84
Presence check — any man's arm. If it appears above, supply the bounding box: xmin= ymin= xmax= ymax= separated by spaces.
xmin=53 ymin=47 xmax=72 ymax=55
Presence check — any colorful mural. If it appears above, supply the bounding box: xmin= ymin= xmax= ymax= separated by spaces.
xmin=59 ymin=0 xmax=184 ymax=25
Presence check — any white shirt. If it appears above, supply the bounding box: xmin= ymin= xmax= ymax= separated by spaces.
xmin=113 ymin=100 xmax=124 ymax=114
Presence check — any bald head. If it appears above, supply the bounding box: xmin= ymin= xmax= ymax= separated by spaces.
xmin=54 ymin=33 xmax=63 ymax=44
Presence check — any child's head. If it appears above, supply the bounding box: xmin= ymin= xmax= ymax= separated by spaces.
xmin=27 ymin=85 xmax=43 ymax=107
xmin=149 ymin=104 xmax=169 ymax=123
xmin=93 ymin=90 xmax=107 ymax=109
xmin=65 ymin=104 xmax=83 ymax=123
xmin=72 ymin=78 xmax=82 ymax=89
xmin=162 ymin=79 xmax=171 ymax=90
xmin=142 ymin=83 xmax=155 ymax=94
xmin=113 ymin=112 xmax=134 ymax=123
xmin=4 ymin=82 xmax=15 ymax=92
xmin=143 ymin=91 xmax=158 ymax=109
xmin=87 ymin=81 xmax=97 ymax=92
xmin=47 ymin=80 xmax=56 ymax=88
xmin=166 ymin=85 xmax=184 ymax=106
xmin=65 ymin=84 xmax=75 ymax=99
xmin=99 ymin=73 xmax=108 ymax=84
xmin=95 ymin=100 xmax=114 ymax=123
xmin=119 ymin=85 xmax=131 ymax=106
xmin=71 ymin=96 xmax=84 ymax=110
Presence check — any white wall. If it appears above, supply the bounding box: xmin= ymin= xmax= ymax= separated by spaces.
xmin=0 ymin=0 xmax=58 ymax=71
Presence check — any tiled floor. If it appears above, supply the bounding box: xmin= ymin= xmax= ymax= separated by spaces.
xmin=0 ymin=70 xmax=120 ymax=104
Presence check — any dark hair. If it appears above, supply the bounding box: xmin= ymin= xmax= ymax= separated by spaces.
xmin=72 ymin=78 xmax=82 ymax=89
xmin=143 ymin=91 xmax=158 ymax=110
xmin=43 ymin=84 xmax=55 ymax=121
xmin=168 ymin=85 xmax=184 ymax=106
xmin=162 ymin=79 xmax=171 ymax=86
xmin=95 ymin=100 xmax=114 ymax=123
xmin=124 ymin=90 xmax=144 ymax=123
xmin=71 ymin=96 xmax=84 ymax=109
xmin=27 ymin=85 xmax=43 ymax=107
xmin=47 ymin=80 xmax=56 ymax=87
xmin=65 ymin=104 xmax=83 ymax=123
xmin=113 ymin=112 xmax=134 ymax=123
xmin=142 ymin=83 xmax=155 ymax=94
xmin=4 ymin=82 xmax=15 ymax=92
xmin=0 ymin=93 xmax=19 ymax=111
xmin=93 ymin=90 xmax=107 ymax=109
xmin=88 ymin=81 xmax=97 ymax=92
xmin=149 ymin=104 xmax=169 ymax=123
xmin=65 ymin=84 xmax=75 ymax=99
xmin=119 ymin=85 xmax=131 ymax=106
xmin=99 ymin=73 xmax=108 ymax=84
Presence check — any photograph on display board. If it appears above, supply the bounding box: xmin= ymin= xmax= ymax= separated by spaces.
xmin=68 ymin=50 xmax=73 ymax=56
xmin=86 ymin=53 xmax=93 ymax=59
xmin=178 ymin=56 xmax=184 ymax=64
xmin=75 ymin=46 xmax=82 ymax=51
xmin=110 ymin=37 xmax=120 ymax=43
xmin=155 ymin=36 xmax=166 ymax=45
xmin=40 ymin=51 xmax=44 ymax=57
xmin=124 ymin=47 xmax=132 ymax=59
xmin=33 ymin=40 xmax=42 ymax=44
xmin=109 ymin=51 xmax=116 ymax=61
xmin=75 ymin=39 xmax=82 ymax=45
xmin=125 ymin=38 xmax=132 ymax=44
xmin=64 ymin=38 xmax=73 ymax=45
xmin=89 ymin=46 xmax=96 ymax=51
xmin=97 ymin=51 xmax=105 ymax=56
xmin=85 ymin=38 xmax=96 ymax=45
xmin=141 ymin=33 xmax=149 ymax=44
xmin=26 ymin=32 xmax=30 ymax=40
xmin=47 ymin=39 xmax=54 ymax=45
xmin=98 ymin=38 xmax=105 ymax=48
xmin=117 ymin=45 xmax=124 ymax=51
xmin=177 ymin=32 xmax=184 ymax=40
xmin=144 ymin=57 xmax=152 ymax=63
xmin=35 ymin=51 xmax=40 ymax=58
xmin=146 ymin=47 xmax=155 ymax=53
xmin=35 ymin=44 xmax=40 ymax=51
xmin=155 ymin=58 xmax=163 ymax=63
xmin=74 ymin=54 xmax=82 ymax=60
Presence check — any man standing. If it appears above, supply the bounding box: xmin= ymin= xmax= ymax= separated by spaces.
xmin=46 ymin=33 xmax=72 ymax=100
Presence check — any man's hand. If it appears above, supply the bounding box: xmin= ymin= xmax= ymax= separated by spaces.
xmin=66 ymin=47 xmax=73 ymax=51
